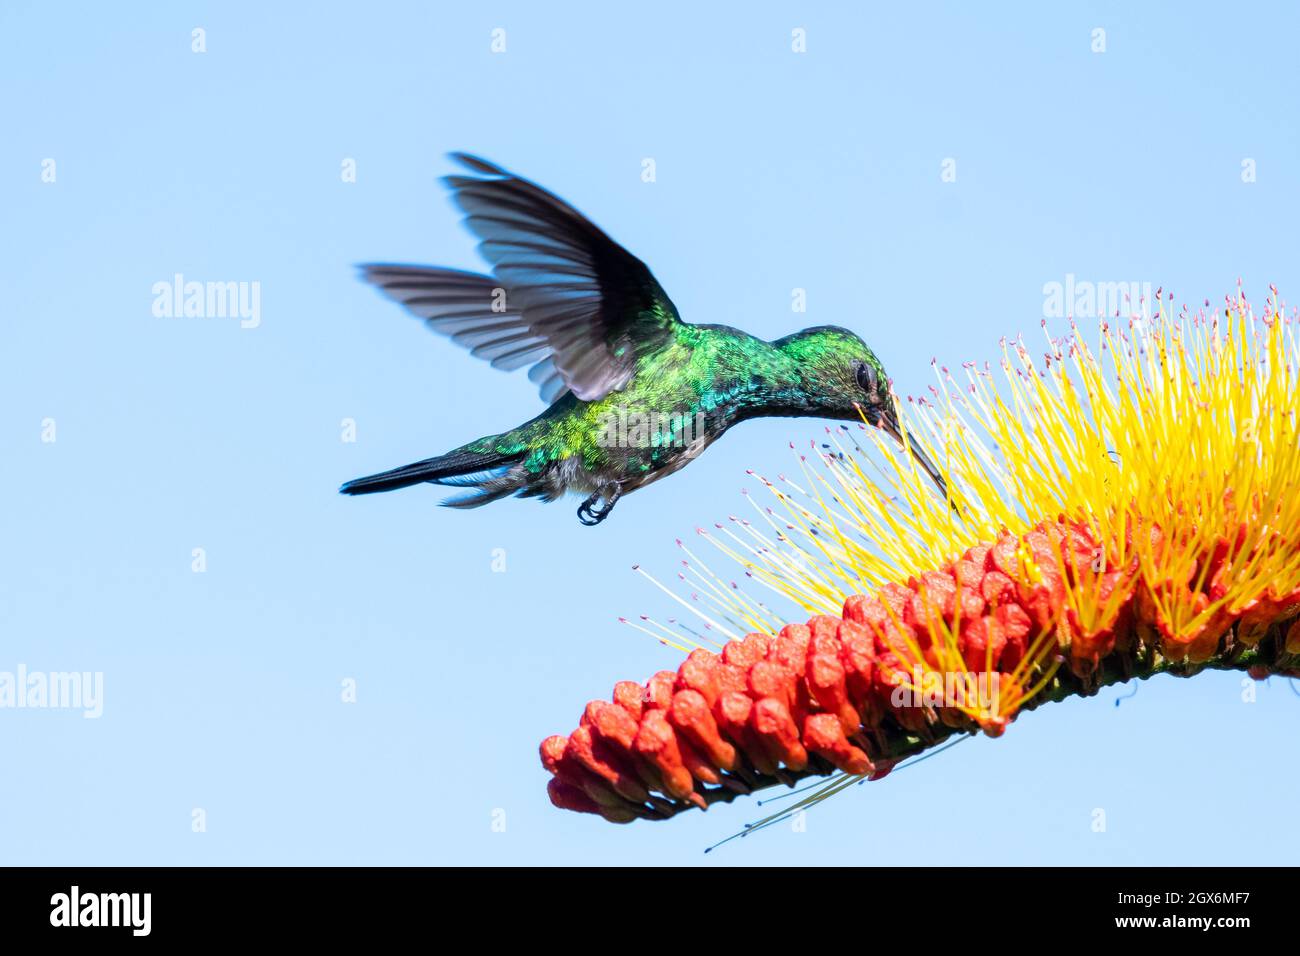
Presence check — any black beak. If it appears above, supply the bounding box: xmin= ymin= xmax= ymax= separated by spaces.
xmin=874 ymin=406 xmax=949 ymax=501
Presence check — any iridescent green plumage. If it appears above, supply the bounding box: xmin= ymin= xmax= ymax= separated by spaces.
xmin=341 ymin=155 xmax=934 ymax=524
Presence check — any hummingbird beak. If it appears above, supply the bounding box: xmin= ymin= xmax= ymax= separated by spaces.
xmin=874 ymin=406 xmax=949 ymax=501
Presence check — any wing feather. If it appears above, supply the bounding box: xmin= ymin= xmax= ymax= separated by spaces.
xmin=359 ymin=153 xmax=683 ymax=403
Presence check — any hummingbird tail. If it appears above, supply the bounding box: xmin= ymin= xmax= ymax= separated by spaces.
xmin=339 ymin=448 xmax=524 ymax=497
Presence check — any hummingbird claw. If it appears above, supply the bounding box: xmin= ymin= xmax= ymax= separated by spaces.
xmin=577 ymin=485 xmax=622 ymax=525
xmin=577 ymin=495 xmax=603 ymax=525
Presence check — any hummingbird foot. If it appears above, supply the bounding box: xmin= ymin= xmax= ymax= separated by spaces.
xmin=576 ymin=485 xmax=622 ymax=526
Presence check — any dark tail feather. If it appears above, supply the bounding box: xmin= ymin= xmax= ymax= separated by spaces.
xmin=339 ymin=449 xmax=520 ymax=496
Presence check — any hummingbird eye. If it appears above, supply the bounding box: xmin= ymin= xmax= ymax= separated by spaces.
xmin=855 ymin=361 xmax=878 ymax=395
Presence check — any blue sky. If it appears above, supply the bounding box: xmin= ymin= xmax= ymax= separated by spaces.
xmin=1 ymin=1 xmax=1297 ymax=864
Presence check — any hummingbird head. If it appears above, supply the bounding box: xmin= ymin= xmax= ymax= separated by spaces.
xmin=776 ymin=326 xmax=948 ymax=498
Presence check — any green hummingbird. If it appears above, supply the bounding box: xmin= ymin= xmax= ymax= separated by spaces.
xmin=341 ymin=154 xmax=945 ymax=524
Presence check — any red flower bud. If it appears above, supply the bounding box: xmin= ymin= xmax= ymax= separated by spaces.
xmin=803 ymin=713 xmax=874 ymax=775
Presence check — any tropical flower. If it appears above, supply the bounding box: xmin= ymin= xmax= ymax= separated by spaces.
xmin=542 ymin=288 xmax=1300 ymax=824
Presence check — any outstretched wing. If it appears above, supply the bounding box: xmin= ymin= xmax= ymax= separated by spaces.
xmin=361 ymin=153 xmax=684 ymax=403
xmin=359 ymin=264 xmax=572 ymax=403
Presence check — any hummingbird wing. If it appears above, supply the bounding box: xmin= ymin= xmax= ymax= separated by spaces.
xmin=358 ymin=264 xmax=574 ymax=400
xmin=360 ymin=153 xmax=683 ymax=403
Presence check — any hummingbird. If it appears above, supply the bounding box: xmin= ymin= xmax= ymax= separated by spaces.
xmin=340 ymin=153 xmax=946 ymax=525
